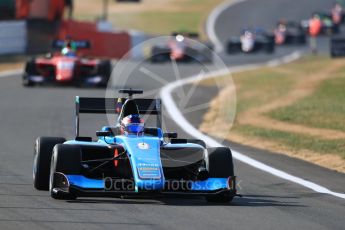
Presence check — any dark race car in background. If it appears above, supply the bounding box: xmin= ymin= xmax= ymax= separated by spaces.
xmin=23 ymin=40 xmax=112 ymax=87
xmin=150 ymin=32 xmax=214 ymax=63
xmin=227 ymin=28 xmax=275 ymax=54
xmin=274 ymin=21 xmax=306 ymax=45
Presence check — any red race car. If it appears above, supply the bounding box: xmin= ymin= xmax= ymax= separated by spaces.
xmin=23 ymin=39 xmax=112 ymax=87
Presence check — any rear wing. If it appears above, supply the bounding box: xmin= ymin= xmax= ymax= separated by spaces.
xmin=75 ymin=96 xmax=162 ymax=137
xmin=52 ymin=40 xmax=91 ymax=49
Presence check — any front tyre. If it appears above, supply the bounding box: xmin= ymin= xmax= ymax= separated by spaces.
xmin=23 ymin=60 xmax=39 ymax=87
xmin=50 ymin=144 xmax=81 ymax=200
xmin=23 ymin=74 xmax=34 ymax=87
xmin=206 ymin=147 xmax=235 ymax=203
xmin=33 ymin=137 xmax=66 ymax=190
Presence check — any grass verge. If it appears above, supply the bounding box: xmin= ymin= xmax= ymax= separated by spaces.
xmin=268 ymin=74 xmax=345 ymax=132
xmin=199 ymin=55 xmax=345 ymax=173
xmin=74 ymin=0 xmax=225 ymax=36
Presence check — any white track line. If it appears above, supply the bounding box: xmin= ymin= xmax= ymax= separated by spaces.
xmin=206 ymin=0 xmax=247 ymax=52
xmin=0 ymin=69 xmax=22 ymax=78
xmin=160 ymin=52 xmax=345 ymax=200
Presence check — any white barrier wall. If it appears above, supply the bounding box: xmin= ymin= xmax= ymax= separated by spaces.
xmin=0 ymin=21 xmax=27 ymax=55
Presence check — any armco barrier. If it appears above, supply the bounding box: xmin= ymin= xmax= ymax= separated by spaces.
xmin=59 ymin=20 xmax=130 ymax=59
xmin=0 ymin=20 xmax=27 ymax=55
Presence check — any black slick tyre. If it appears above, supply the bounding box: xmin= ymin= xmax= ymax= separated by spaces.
xmin=33 ymin=137 xmax=66 ymax=190
xmin=206 ymin=147 xmax=234 ymax=203
xmin=49 ymin=144 xmax=81 ymax=200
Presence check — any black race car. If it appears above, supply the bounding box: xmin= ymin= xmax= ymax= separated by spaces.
xmin=227 ymin=28 xmax=275 ymax=54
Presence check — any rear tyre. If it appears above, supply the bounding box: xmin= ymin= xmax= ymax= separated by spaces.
xmin=23 ymin=75 xmax=34 ymax=87
xmin=50 ymin=144 xmax=81 ymax=200
xmin=33 ymin=137 xmax=66 ymax=190
xmin=206 ymin=147 xmax=234 ymax=203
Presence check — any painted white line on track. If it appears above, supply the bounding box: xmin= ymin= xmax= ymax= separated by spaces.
xmin=0 ymin=69 xmax=22 ymax=78
xmin=160 ymin=51 xmax=345 ymax=200
xmin=206 ymin=0 xmax=247 ymax=52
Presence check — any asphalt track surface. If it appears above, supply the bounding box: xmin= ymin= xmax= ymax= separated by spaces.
xmin=0 ymin=0 xmax=345 ymax=229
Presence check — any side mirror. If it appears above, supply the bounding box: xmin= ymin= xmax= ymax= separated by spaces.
xmin=96 ymin=131 xmax=111 ymax=137
xmin=163 ymin=132 xmax=178 ymax=139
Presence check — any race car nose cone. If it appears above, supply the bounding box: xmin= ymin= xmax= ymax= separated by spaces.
xmin=197 ymin=167 xmax=209 ymax=181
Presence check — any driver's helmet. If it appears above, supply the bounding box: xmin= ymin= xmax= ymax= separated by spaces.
xmin=175 ymin=34 xmax=185 ymax=42
xmin=61 ymin=47 xmax=76 ymax=57
xmin=334 ymin=3 xmax=342 ymax=11
xmin=61 ymin=37 xmax=77 ymax=57
xmin=313 ymin=13 xmax=321 ymax=20
xmin=120 ymin=114 xmax=145 ymax=135
xmin=278 ymin=22 xmax=286 ymax=31
xmin=243 ymin=30 xmax=254 ymax=39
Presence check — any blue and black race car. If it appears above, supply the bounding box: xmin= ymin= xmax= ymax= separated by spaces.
xmin=33 ymin=89 xmax=238 ymax=203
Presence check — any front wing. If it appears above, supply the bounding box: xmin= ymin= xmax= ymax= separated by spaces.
xmin=52 ymin=173 xmax=237 ymax=198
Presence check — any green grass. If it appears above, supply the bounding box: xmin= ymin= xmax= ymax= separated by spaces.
xmin=199 ymin=67 xmax=295 ymax=122
xmin=283 ymin=55 xmax=332 ymax=74
xmin=199 ymin=55 xmax=345 ymax=165
xmin=112 ymin=11 xmax=202 ymax=35
xmin=74 ymin=0 xmax=225 ymax=36
xmin=234 ymin=68 xmax=294 ymax=115
xmin=268 ymin=75 xmax=345 ymax=132
xmin=233 ymin=125 xmax=345 ymax=159
xmin=202 ymin=56 xmax=337 ymax=125
xmin=200 ymin=67 xmax=295 ymax=124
